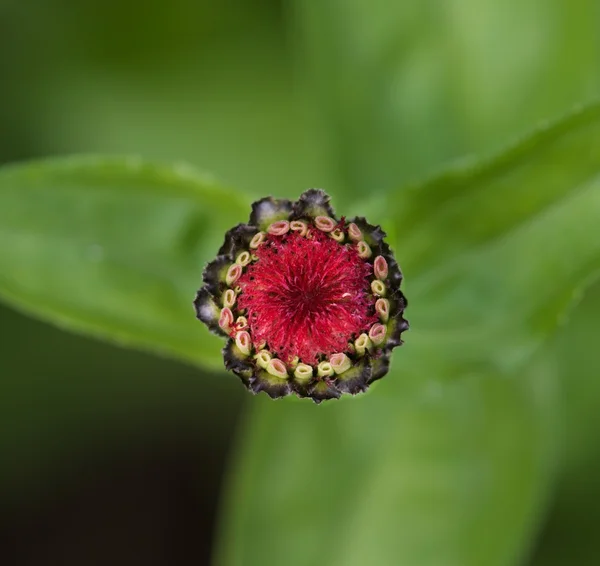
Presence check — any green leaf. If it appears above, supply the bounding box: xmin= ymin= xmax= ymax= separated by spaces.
xmin=293 ymin=0 xmax=600 ymax=193
xmin=381 ymin=103 xmax=600 ymax=277
xmin=529 ymin=281 xmax=600 ymax=566
xmin=0 ymin=156 xmax=248 ymax=369
xmin=217 ymin=365 xmax=558 ymax=566
xmin=215 ymin=103 xmax=600 ymax=566
xmin=388 ymin=104 xmax=600 ymax=364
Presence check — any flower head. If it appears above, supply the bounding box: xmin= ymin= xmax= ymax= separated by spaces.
xmin=194 ymin=189 xmax=408 ymax=402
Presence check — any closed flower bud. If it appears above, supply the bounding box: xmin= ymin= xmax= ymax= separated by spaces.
xmin=193 ymin=189 xmax=408 ymax=402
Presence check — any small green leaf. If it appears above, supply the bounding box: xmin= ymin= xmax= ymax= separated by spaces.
xmin=0 ymin=156 xmax=248 ymax=368
xmin=216 ymin=103 xmax=600 ymax=566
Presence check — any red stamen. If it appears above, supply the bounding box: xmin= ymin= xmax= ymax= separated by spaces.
xmin=238 ymin=231 xmax=376 ymax=364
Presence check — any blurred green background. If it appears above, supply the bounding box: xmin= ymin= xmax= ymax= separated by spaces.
xmin=1 ymin=0 xmax=599 ymax=564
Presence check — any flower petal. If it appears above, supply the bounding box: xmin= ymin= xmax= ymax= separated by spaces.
xmin=251 ymin=370 xmax=293 ymax=398
xmin=308 ymin=380 xmax=342 ymax=403
xmin=335 ymin=357 xmax=372 ymax=395
xmin=388 ymin=288 xmax=408 ymax=318
xmin=202 ymin=255 xmax=233 ymax=296
xmin=249 ymin=196 xmax=293 ymax=231
xmin=223 ymin=339 xmax=255 ymax=384
xmin=369 ymin=351 xmax=392 ymax=383
xmin=384 ymin=310 xmax=410 ymax=351
xmin=193 ymin=288 xmax=227 ymax=336
xmin=347 ymin=216 xmax=387 ymax=247
xmin=291 ymin=188 xmax=335 ymax=220
xmin=291 ymin=368 xmax=315 ymax=397
xmin=218 ymin=223 xmax=259 ymax=256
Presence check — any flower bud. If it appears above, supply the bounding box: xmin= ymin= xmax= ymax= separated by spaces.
xmin=194 ymin=189 xmax=408 ymax=402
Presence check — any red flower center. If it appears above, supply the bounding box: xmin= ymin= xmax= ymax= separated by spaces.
xmin=238 ymin=230 xmax=376 ymax=364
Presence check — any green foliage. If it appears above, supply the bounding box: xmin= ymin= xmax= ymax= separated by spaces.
xmin=0 ymin=156 xmax=247 ymax=368
xmin=0 ymin=104 xmax=599 ymax=566
xmin=1 ymin=1 xmax=600 ymax=565
xmin=293 ymin=0 xmax=600 ymax=193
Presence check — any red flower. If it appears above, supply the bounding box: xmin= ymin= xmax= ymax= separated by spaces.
xmin=194 ymin=190 xmax=408 ymax=402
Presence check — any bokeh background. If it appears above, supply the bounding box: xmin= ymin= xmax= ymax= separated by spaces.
xmin=1 ymin=0 xmax=600 ymax=564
